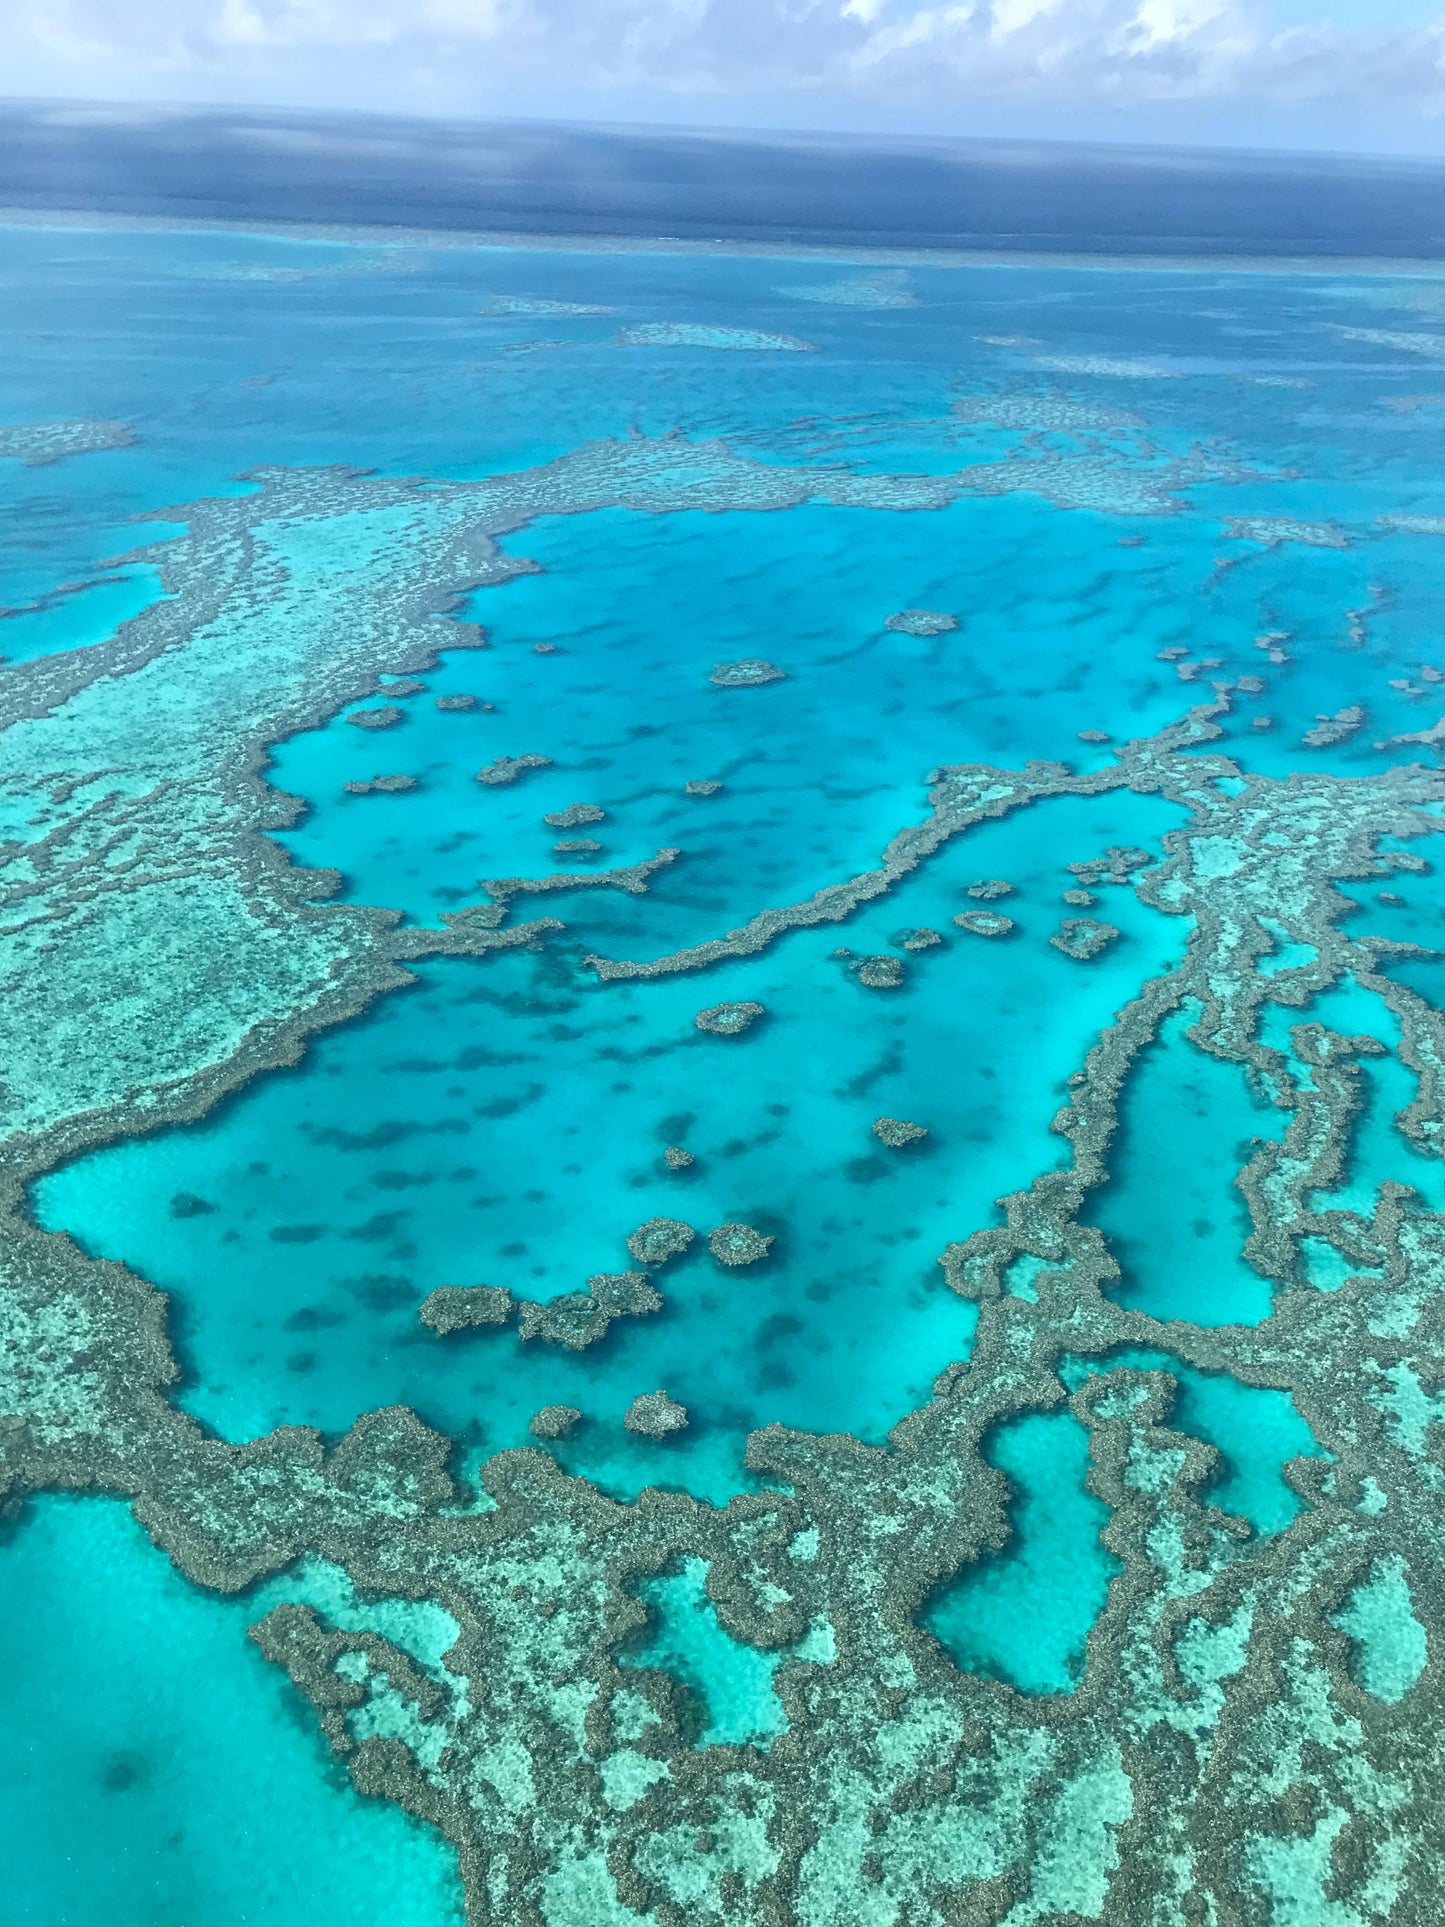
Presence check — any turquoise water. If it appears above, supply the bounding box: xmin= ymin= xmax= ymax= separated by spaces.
xmin=920 ymin=1410 xmax=1119 ymax=1695
xmin=6 ymin=220 xmax=1445 ymax=1920
xmin=1088 ymin=1003 xmax=1280 ymax=1327
xmin=622 ymin=1557 xmax=833 ymax=1747
xmin=0 ymin=1496 xmax=463 ymax=1927
xmin=1059 ymin=1349 xmax=1326 ymax=1533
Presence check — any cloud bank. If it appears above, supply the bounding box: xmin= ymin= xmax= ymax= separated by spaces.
xmin=6 ymin=0 xmax=1445 ymax=149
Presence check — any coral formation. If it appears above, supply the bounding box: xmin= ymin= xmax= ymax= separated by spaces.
xmin=516 ymin=1272 xmax=663 ymax=1350
xmin=476 ymin=753 xmax=552 ymax=785
xmin=528 ymin=1404 xmax=582 ymax=1439
xmin=623 ymin=1390 xmax=690 ymax=1436
xmin=434 ymin=693 xmax=478 ymax=711
xmin=488 ymin=848 xmax=680 ymax=906
xmin=1223 ymin=517 xmax=1350 ymax=549
xmin=885 ymin=610 xmax=957 ymax=636
xmin=418 ymin=1285 xmax=513 ymax=1335
xmin=0 ymin=418 xmax=135 ymax=464
xmin=663 ymin=1146 xmax=695 ymax=1172
xmin=618 ymin=323 xmax=817 ymax=351
xmin=695 ymin=1001 xmax=765 ymax=1036
xmin=707 ymin=1223 xmax=774 ymax=1266
xmin=552 ymin=837 xmax=602 ymax=856
xmin=685 ymin=779 xmax=723 ymax=796
xmin=625 ymin=1218 xmax=697 ymax=1267
xmin=709 ymin=660 xmax=786 ymax=687
xmin=873 ymin=1117 xmax=928 ymax=1147
xmin=953 ymin=909 xmax=1015 ymax=937
xmin=12 ymin=368 xmax=1445 ymax=1927
xmin=1304 ymin=705 xmax=1367 ymax=748
xmin=343 ymin=774 xmax=418 ymax=796
xmin=1050 ymin=916 xmax=1121 ymax=960
xmin=893 ymin=927 xmax=942 ymax=951
xmin=853 ymin=955 xmax=905 ymax=988
xmin=967 ymin=878 xmax=1014 ymax=900
xmin=346 ymin=706 xmax=402 ymax=730
xmin=543 ymin=803 xmax=606 ymax=829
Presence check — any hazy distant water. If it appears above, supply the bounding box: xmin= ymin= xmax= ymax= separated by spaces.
xmin=4 ymin=100 xmax=1445 ymax=257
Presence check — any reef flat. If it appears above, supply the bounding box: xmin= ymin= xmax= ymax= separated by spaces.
xmin=4 ymin=221 xmax=1445 ymax=1925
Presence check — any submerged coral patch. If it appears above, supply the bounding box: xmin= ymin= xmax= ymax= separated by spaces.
xmin=708 ymin=659 xmax=786 ymax=687
xmin=885 ymin=609 xmax=957 ymax=636
xmin=707 ymin=1223 xmax=774 ymax=1267
xmin=695 ymin=1001 xmax=765 ymax=1036
xmin=618 ymin=323 xmax=817 ymax=352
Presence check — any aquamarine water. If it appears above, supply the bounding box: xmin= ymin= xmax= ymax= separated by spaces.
xmin=6 ymin=213 xmax=1445 ymax=1922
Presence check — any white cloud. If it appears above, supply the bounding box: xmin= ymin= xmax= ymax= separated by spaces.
xmin=5 ymin=0 xmax=1445 ymax=135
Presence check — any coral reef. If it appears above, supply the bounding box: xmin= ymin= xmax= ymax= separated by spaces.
xmin=778 ymin=272 xmax=916 ymax=309
xmin=1223 ymin=516 xmax=1350 ymax=549
xmin=663 ymin=1146 xmax=695 ymax=1171
xmin=418 ymin=1285 xmax=513 ymax=1335
xmin=885 ymin=609 xmax=957 ymax=636
xmin=343 ymin=774 xmax=418 ymax=796
xmin=529 ymin=1404 xmax=583 ymax=1439
xmin=1050 ymin=916 xmax=1122 ymax=960
xmin=516 ymin=1272 xmax=663 ymax=1350
xmin=685 ymin=779 xmax=723 ymax=796
xmin=967 ymin=878 xmax=1014 ymax=900
xmin=487 ymin=848 xmax=680 ymax=906
xmin=618 ymin=323 xmax=817 ymax=351
xmin=873 ymin=1117 xmax=928 ymax=1147
xmin=543 ymin=803 xmax=606 ymax=829
xmin=1068 ymin=846 xmax=1153 ymax=887
xmin=893 ymin=926 xmax=942 ymax=951
xmin=434 ymin=693 xmax=478 ymax=711
xmin=0 ymin=418 xmax=134 ymax=464
xmin=709 ymin=660 xmax=786 ymax=688
xmin=953 ymin=909 xmax=1015 ymax=937
xmin=1304 ymin=705 xmax=1368 ymax=748
xmin=11 ymin=400 xmax=1445 ymax=1927
xmin=853 ymin=954 xmax=905 ymax=988
xmin=552 ymin=837 xmax=602 ymax=856
xmin=623 ymin=1390 xmax=690 ymax=1436
xmin=695 ymin=1001 xmax=765 ymax=1036
xmin=952 ymin=394 xmax=1145 ymax=434
xmin=476 ymin=753 xmax=552 ymax=785
xmin=625 ymin=1218 xmax=697 ymax=1267
xmin=346 ymin=706 xmax=403 ymax=730
xmin=479 ymin=294 xmax=615 ymax=316
xmin=708 ymin=1223 xmax=774 ymax=1266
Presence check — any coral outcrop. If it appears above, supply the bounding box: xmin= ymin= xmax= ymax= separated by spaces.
xmin=708 ymin=660 xmax=785 ymax=688
xmin=476 ymin=754 xmax=552 ymax=785
xmin=695 ymin=1001 xmax=765 ymax=1036
xmin=623 ymin=1390 xmax=690 ymax=1436
xmin=885 ymin=609 xmax=958 ymax=636
xmin=625 ymin=1218 xmax=696 ymax=1266
xmin=418 ymin=1285 xmax=513 ymax=1335
xmin=708 ymin=1223 xmax=774 ymax=1266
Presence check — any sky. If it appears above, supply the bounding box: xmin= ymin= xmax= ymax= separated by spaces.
xmin=5 ymin=0 xmax=1445 ymax=156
